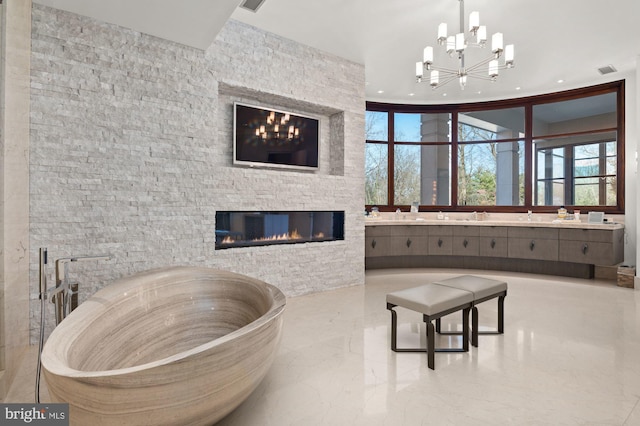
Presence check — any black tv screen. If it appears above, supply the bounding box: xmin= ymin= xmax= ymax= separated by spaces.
xmin=234 ymin=102 xmax=319 ymax=170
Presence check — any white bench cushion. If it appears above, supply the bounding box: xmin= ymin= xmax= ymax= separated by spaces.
xmin=433 ymin=275 xmax=507 ymax=300
xmin=386 ymin=284 xmax=473 ymax=316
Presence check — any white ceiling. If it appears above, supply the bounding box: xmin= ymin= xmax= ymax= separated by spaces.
xmin=33 ymin=0 xmax=243 ymax=50
xmin=33 ymin=0 xmax=640 ymax=104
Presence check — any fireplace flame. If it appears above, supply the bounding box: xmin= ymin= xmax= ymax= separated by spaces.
xmin=221 ymin=229 xmax=303 ymax=245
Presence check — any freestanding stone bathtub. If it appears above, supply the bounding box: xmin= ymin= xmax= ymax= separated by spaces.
xmin=41 ymin=266 xmax=286 ymax=425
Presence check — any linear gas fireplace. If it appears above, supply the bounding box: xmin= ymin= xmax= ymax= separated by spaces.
xmin=215 ymin=211 xmax=344 ymax=250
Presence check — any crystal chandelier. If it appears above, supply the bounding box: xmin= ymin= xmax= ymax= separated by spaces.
xmin=416 ymin=0 xmax=515 ymax=90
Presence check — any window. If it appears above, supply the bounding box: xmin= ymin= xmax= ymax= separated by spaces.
xmin=534 ymin=136 xmax=617 ymax=206
xmin=532 ymin=91 xmax=618 ymax=208
xmin=365 ymin=81 xmax=624 ymax=213
xmin=365 ymin=111 xmax=388 ymax=205
xmin=391 ymin=112 xmax=452 ymax=206
xmin=458 ymin=140 xmax=524 ymax=206
xmin=365 ymin=142 xmax=388 ymax=205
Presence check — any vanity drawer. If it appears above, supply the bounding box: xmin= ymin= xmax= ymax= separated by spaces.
xmin=478 ymin=226 xmax=509 ymax=238
xmin=452 ymin=235 xmax=479 ymax=256
xmin=428 ymin=235 xmax=453 ymax=255
xmin=389 ymin=235 xmax=428 ymax=255
xmin=429 ymin=225 xmax=453 ymax=236
xmin=508 ymin=237 xmax=559 ymax=261
xmin=558 ymin=228 xmax=614 ymax=243
xmin=479 ymin=236 xmax=508 ymax=257
xmin=508 ymin=227 xmax=558 ymax=240
xmin=559 ymin=240 xmax=619 ymax=265
xmin=365 ymin=225 xmax=391 ymax=238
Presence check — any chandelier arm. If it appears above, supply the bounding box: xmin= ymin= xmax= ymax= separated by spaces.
xmin=465 ymin=64 xmax=513 ymax=79
xmin=464 ymin=56 xmax=495 ymax=73
xmin=435 ymin=74 xmax=461 ymax=87
xmin=429 ymin=65 xmax=464 ymax=75
xmin=464 ymin=73 xmax=499 ymax=81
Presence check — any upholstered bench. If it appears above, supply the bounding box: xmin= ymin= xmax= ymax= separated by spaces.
xmin=433 ymin=275 xmax=507 ymax=347
xmin=386 ymin=284 xmax=474 ymax=370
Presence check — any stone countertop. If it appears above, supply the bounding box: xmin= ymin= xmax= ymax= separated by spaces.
xmin=365 ymin=218 xmax=624 ymax=230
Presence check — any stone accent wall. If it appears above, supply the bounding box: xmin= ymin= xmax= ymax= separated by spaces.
xmin=29 ymin=4 xmax=365 ymax=340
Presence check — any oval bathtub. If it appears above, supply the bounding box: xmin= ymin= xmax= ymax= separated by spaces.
xmin=41 ymin=266 xmax=286 ymax=426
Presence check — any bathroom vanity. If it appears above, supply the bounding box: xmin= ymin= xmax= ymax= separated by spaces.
xmin=365 ymin=219 xmax=625 ymax=278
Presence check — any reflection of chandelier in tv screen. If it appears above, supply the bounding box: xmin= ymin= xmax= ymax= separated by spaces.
xmin=255 ymin=110 xmax=300 ymax=142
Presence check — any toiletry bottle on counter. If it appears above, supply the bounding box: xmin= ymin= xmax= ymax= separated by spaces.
xmin=557 ymin=206 xmax=567 ymax=219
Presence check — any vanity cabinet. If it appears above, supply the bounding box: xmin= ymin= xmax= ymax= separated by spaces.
xmin=365 ymin=225 xmax=391 ymax=257
xmin=389 ymin=225 xmax=429 ymax=256
xmin=507 ymin=227 xmax=559 ymax=261
xmin=428 ymin=225 xmax=453 ymax=256
xmin=365 ymin=222 xmax=624 ymax=276
xmin=452 ymin=226 xmax=480 ymax=256
xmin=478 ymin=226 xmax=509 ymax=257
xmin=558 ymin=228 xmax=624 ymax=266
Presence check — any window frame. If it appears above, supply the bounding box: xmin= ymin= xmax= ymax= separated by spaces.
xmin=365 ymin=80 xmax=625 ymax=213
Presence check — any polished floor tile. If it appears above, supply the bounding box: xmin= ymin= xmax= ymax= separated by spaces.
xmin=5 ymin=269 xmax=640 ymax=425
xmin=218 ymin=269 xmax=640 ymax=426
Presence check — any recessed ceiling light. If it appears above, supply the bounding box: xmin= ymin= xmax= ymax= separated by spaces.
xmin=408 ymin=93 xmax=415 ymax=96
xmin=515 ymin=87 xmax=521 ymax=90
xmin=377 ymin=90 xmax=384 ymax=94
xmin=477 ymin=91 xmax=482 ymax=95
xmin=557 ymin=79 xmax=564 ymax=84
xmin=442 ymin=93 xmax=447 ymax=97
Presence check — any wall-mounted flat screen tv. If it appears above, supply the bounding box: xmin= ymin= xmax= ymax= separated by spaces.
xmin=233 ymin=102 xmax=319 ymax=170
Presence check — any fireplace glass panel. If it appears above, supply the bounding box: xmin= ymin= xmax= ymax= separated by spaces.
xmin=215 ymin=211 xmax=345 ymax=249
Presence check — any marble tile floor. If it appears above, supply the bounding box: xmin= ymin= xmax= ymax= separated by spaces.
xmin=4 ymin=268 xmax=640 ymax=425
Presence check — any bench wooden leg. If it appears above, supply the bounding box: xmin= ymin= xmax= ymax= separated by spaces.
xmin=435 ymin=309 xmax=467 ymax=336
xmin=427 ymin=321 xmax=435 ymax=369
xmin=388 ymin=305 xmax=429 ymax=353
xmin=440 ymin=293 xmax=507 ymax=346
xmin=390 ymin=307 xmax=398 ymax=351
xmin=476 ymin=294 xmax=506 ymax=337
xmin=462 ymin=307 xmax=470 ymax=352
xmin=471 ymin=306 xmax=479 ymax=347
xmin=387 ymin=304 xmax=471 ymax=370
xmin=498 ymin=295 xmax=505 ymax=333
xmin=431 ymin=307 xmax=470 ymax=353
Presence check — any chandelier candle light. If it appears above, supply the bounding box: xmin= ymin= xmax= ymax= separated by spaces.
xmin=416 ymin=0 xmax=515 ymax=90
xmin=256 ymin=110 xmax=300 ymax=141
